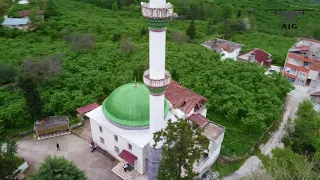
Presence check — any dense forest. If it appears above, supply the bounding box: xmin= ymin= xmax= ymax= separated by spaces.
xmin=0 ymin=0 xmax=312 ymax=159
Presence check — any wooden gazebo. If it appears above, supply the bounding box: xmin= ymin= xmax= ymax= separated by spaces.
xmin=34 ymin=116 xmax=71 ymax=140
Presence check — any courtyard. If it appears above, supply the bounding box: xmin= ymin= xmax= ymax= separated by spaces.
xmin=17 ymin=133 xmax=121 ymax=180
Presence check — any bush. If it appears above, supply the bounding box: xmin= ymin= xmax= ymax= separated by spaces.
xmin=30 ymin=156 xmax=87 ymax=180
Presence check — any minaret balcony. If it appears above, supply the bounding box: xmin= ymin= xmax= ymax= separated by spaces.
xmin=143 ymin=70 xmax=171 ymax=95
xmin=141 ymin=2 xmax=174 ymax=19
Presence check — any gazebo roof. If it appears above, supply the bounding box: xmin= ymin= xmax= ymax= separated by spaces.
xmin=34 ymin=116 xmax=69 ymax=131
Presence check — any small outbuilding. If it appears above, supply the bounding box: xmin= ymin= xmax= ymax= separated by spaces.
xmin=76 ymin=103 xmax=99 ymax=121
xmin=1 ymin=16 xmax=30 ymax=30
xmin=34 ymin=116 xmax=71 ymax=140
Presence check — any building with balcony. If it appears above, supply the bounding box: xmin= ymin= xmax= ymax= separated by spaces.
xmin=283 ymin=38 xmax=320 ymax=86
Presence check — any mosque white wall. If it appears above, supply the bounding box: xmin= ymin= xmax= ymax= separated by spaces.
xmin=90 ymin=118 xmax=146 ymax=174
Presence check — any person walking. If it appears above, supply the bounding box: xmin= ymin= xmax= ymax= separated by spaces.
xmin=56 ymin=143 xmax=60 ymax=151
xmin=123 ymin=163 xmax=128 ymax=172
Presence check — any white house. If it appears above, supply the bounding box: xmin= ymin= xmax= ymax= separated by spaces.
xmin=202 ymin=38 xmax=243 ymax=60
xmin=86 ymin=81 xmax=225 ymax=177
xmin=1 ymin=16 xmax=30 ymax=30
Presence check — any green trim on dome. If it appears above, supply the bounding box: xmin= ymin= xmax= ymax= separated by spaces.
xmin=102 ymin=83 xmax=170 ymax=127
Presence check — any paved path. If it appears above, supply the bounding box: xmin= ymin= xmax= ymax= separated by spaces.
xmin=224 ymin=85 xmax=311 ymax=180
xmin=17 ymin=134 xmax=121 ymax=180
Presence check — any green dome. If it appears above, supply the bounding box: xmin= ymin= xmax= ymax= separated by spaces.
xmin=102 ymin=83 xmax=170 ymax=128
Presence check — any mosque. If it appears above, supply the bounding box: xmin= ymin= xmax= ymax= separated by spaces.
xmin=86 ymin=0 xmax=225 ymax=179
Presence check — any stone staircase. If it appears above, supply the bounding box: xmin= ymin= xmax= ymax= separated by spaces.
xmin=112 ymin=162 xmax=140 ymax=180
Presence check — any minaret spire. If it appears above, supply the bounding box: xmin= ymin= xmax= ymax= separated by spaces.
xmin=141 ymin=0 xmax=173 ymax=179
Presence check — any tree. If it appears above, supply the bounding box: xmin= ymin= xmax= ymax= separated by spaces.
xmin=171 ymin=32 xmax=187 ymax=44
xmin=45 ymin=0 xmax=58 ymax=17
xmin=17 ymin=74 xmax=44 ymax=121
xmin=112 ymin=33 xmax=121 ymax=42
xmin=186 ymin=19 xmax=196 ymax=40
xmin=259 ymin=148 xmax=319 ymax=179
xmin=0 ymin=64 xmax=15 ymax=85
xmin=112 ymin=1 xmax=119 ymax=11
xmin=140 ymin=26 xmax=148 ymax=36
xmin=237 ymin=9 xmax=242 ymax=18
xmin=64 ymin=33 xmax=95 ymax=53
xmin=284 ymin=100 xmax=320 ymax=156
xmin=222 ymin=4 xmax=234 ymax=19
xmin=0 ymin=140 xmax=19 ymax=180
xmin=0 ymin=0 xmax=12 ymax=17
xmin=153 ymin=119 xmax=209 ymax=180
xmin=30 ymin=156 xmax=87 ymax=180
xmin=21 ymin=54 xmax=63 ymax=84
xmin=120 ymin=39 xmax=135 ymax=55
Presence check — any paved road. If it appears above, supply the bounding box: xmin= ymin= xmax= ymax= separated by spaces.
xmin=224 ymin=85 xmax=311 ymax=180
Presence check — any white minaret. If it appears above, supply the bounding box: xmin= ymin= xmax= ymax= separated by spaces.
xmin=141 ymin=0 xmax=173 ymax=179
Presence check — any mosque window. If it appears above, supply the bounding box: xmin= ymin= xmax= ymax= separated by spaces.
xmin=128 ymin=143 xmax=132 ymax=150
xmin=99 ymin=126 xmax=102 ymax=132
xmin=114 ymin=135 xmax=118 ymax=142
xmin=100 ymin=137 xmax=105 ymax=144
xmin=114 ymin=146 xmax=119 ymax=153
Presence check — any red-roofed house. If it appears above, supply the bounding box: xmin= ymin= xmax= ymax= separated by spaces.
xmin=237 ymin=48 xmax=272 ymax=67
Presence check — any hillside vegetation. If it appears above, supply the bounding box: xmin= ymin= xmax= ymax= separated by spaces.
xmin=0 ymin=0 xmax=298 ymax=158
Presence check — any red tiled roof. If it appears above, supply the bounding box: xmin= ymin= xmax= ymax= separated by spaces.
xmin=221 ymin=43 xmax=230 ymax=52
xmin=189 ymin=114 xmax=209 ymax=127
xmin=241 ymin=49 xmax=272 ymax=65
xmin=76 ymin=103 xmax=99 ymax=114
xmin=296 ymin=46 xmax=310 ymax=51
xmin=165 ymin=81 xmax=207 ymax=114
xmin=19 ymin=10 xmax=44 ymax=17
xmin=119 ymin=150 xmax=137 ymax=165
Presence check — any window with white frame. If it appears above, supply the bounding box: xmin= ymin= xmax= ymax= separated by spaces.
xmin=288 ymin=58 xmax=301 ymax=66
xmin=99 ymin=126 xmax=102 ymax=132
xmin=302 ymin=61 xmax=311 ymax=68
xmin=285 ymin=66 xmax=297 ymax=75
xmin=100 ymin=137 xmax=105 ymax=144
xmin=128 ymin=143 xmax=132 ymax=151
xmin=299 ymin=71 xmax=307 ymax=78
xmin=114 ymin=135 xmax=118 ymax=142
xmin=114 ymin=146 xmax=119 ymax=153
